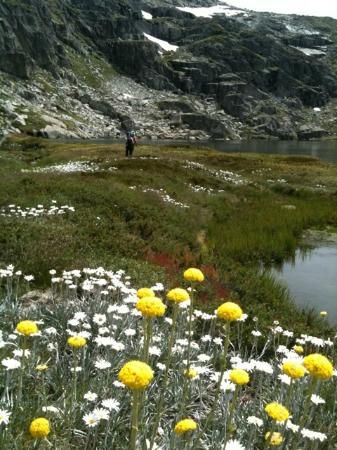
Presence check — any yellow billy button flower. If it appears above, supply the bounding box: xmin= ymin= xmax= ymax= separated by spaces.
xmin=67 ymin=335 xmax=87 ymax=349
xmin=166 ymin=288 xmax=189 ymax=304
xmin=137 ymin=287 xmax=155 ymax=298
xmin=136 ymin=296 xmax=166 ymax=317
xmin=282 ymin=360 xmax=306 ymax=379
xmin=265 ymin=402 xmax=290 ymax=422
xmin=36 ymin=364 xmax=48 ymax=372
xmin=303 ymin=353 xmax=333 ymax=380
xmin=229 ymin=369 xmax=250 ymax=385
xmin=265 ymin=432 xmax=283 ymax=446
xmin=293 ymin=345 xmax=304 ymax=354
xmin=183 ymin=268 xmax=204 ymax=282
xmin=216 ymin=302 xmax=243 ymax=322
xmin=29 ymin=417 xmax=51 ymax=438
xmin=184 ymin=368 xmax=198 ymax=379
xmin=16 ymin=320 xmax=39 ymax=336
xmin=174 ymin=418 xmax=197 ymax=434
xmin=118 ymin=360 xmax=154 ymax=390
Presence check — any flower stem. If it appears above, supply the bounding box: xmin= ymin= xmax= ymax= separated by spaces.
xmin=291 ymin=378 xmax=318 ymax=450
xmin=195 ymin=322 xmax=231 ymax=445
xmin=225 ymin=386 xmax=240 ymax=446
xmin=143 ymin=318 xmax=152 ymax=363
xmin=71 ymin=351 xmax=78 ymax=411
xmin=149 ymin=304 xmax=179 ymax=450
xmin=17 ymin=336 xmax=27 ymax=403
xmin=130 ymin=390 xmax=141 ymax=450
xmin=185 ymin=286 xmax=194 ymax=373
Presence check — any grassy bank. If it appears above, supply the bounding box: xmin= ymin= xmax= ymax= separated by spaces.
xmin=1 ymin=136 xmax=337 ymax=335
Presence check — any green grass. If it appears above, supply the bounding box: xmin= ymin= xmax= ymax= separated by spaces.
xmin=65 ymin=47 xmax=117 ymax=89
xmin=1 ymin=136 xmax=336 ymax=336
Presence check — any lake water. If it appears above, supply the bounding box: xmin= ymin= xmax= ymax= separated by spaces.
xmin=273 ymin=245 xmax=337 ymax=323
xmin=88 ymin=138 xmax=337 ymax=164
xmin=204 ymin=139 xmax=337 ymax=164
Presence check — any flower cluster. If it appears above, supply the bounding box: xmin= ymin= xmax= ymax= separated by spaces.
xmin=0 ymin=264 xmax=335 ymax=450
xmin=16 ymin=320 xmax=39 ymax=336
xmin=118 ymin=360 xmax=154 ymax=390
xmin=136 ymin=296 xmax=166 ymax=317
xmin=0 ymin=202 xmax=75 ymax=218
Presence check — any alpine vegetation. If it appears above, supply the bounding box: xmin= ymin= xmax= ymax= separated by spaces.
xmin=0 ymin=265 xmax=336 ymax=449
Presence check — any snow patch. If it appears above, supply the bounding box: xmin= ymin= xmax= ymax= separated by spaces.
xmin=293 ymin=47 xmax=326 ymax=56
xmin=285 ymin=24 xmax=319 ymax=35
xmin=177 ymin=4 xmax=246 ymax=18
xmin=141 ymin=11 xmax=152 ymax=20
xmin=143 ymin=33 xmax=178 ymax=52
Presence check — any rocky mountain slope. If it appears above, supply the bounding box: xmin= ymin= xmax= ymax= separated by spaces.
xmin=0 ymin=0 xmax=337 ymax=141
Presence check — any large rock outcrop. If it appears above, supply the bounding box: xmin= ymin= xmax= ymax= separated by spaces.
xmin=0 ymin=0 xmax=336 ymax=139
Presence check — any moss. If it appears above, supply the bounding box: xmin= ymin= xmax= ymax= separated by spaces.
xmin=65 ymin=47 xmax=117 ymax=89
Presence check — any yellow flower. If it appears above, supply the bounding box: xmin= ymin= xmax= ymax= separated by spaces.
xmin=29 ymin=417 xmax=50 ymax=438
xmin=183 ymin=268 xmax=204 ymax=282
xmin=184 ymin=368 xmax=198 ymax=379
xmin=16 ymin=320 xmax=39 ymax=336
xmin=137 ymin=288 xmax=155 ymax=298
xmin=265 ymin=432 xmax=283 ymax=446
xmin=229 ymin=369 xmax=250 ymax=385
xmin=216 ymin=302 xmax=242 ymax=321
xmin=320 ymin=311 xmax=327 ymax=317
xmin=136 ymin=296 xmax=166 ymax=317
xmin=303 ymin=353 xmax=333 ymax=380
xmin=174 ymin=418 xmax=197 ymax=434
xmin=166 ymin=288 xmax=189 ymax=304
xmin=36 ymin=364 xmax=48 ymax=372
xmin=67 ymin=336 xmax=87 ymax=349
xmin=118 ymin=360 xmax=153 ymax=390
xmin=265 ymin=403 xmax=290 ymax=422
xmin=282 ymin=360 xmax=305 ymax=379
xmin=293 ymin=345 xmax=304 ymax=354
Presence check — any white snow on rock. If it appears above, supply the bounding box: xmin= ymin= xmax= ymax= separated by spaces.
xmin=177 ymin=3 xmax=246 ymax=18
xmin=143 ymin=33 xmax=178 ymax=52
xmin=285 ymin=24 xmax=319 ymax=35
xmin=141 ymin=11 xmax=152 ymax=20
xmin=293 ymin=47 xmax=326 ymax=56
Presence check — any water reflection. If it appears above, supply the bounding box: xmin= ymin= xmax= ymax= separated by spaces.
xmin=205 ymin=140 xmax=337 ymax=164
xmin=273 ymin=245 xmax=337 ymax=323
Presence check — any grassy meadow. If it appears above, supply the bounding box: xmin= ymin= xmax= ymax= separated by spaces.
xmin=1 ymin=136 xmax=337 ymax=449
xmin=1 ymin=137 xmax=337 ymax=333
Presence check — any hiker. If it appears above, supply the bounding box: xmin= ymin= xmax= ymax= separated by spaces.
xmin=125 ymin=130 xmax=136 ymax=157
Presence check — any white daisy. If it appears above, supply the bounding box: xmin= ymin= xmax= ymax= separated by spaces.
xmin=2 ymin=358 xmax=21 ymax=370
xmin=113 ymin=380 xmax=125 ymax=389
xmin=156 ymin=363 xmax=166 ymax=371
xmin=247 ymin=416 xmax=263 ymax=427
xmin=95 ymin=359 xmax=111 ymax=370
xmin=101 ymin=399 xmax=120 ymax=412
xmin=311 ymin=394 xmax=325 ymax=405
xmin=92 ymin=408 xmax=110 ymax=421
xmin=301 ymin=428 xmax=327 ymax=441
xmin=224 ymin=439 xmax=245 ymax=450
xmin=83 ymin=413 xmax=99 ymax=428
xmin=93 ymin=314 xmax=107 ymax=326
xmin=149 ymin=346 xmax=161 ymax=356
xmin=42 ymin=406 xmax=61 ymax=414
xmin=84 ymin=392 xmax=98 ymax=402
xmin=124 ymin=328 xmax=136 ymax=337
xmin=0 ymin=409 xmax=11 ymax=425
xmin=278 ymin=374 xmax=291 ymax=385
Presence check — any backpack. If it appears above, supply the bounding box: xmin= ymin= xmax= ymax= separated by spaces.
xmin=126 ymin=133 xmax=135 ymax=149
